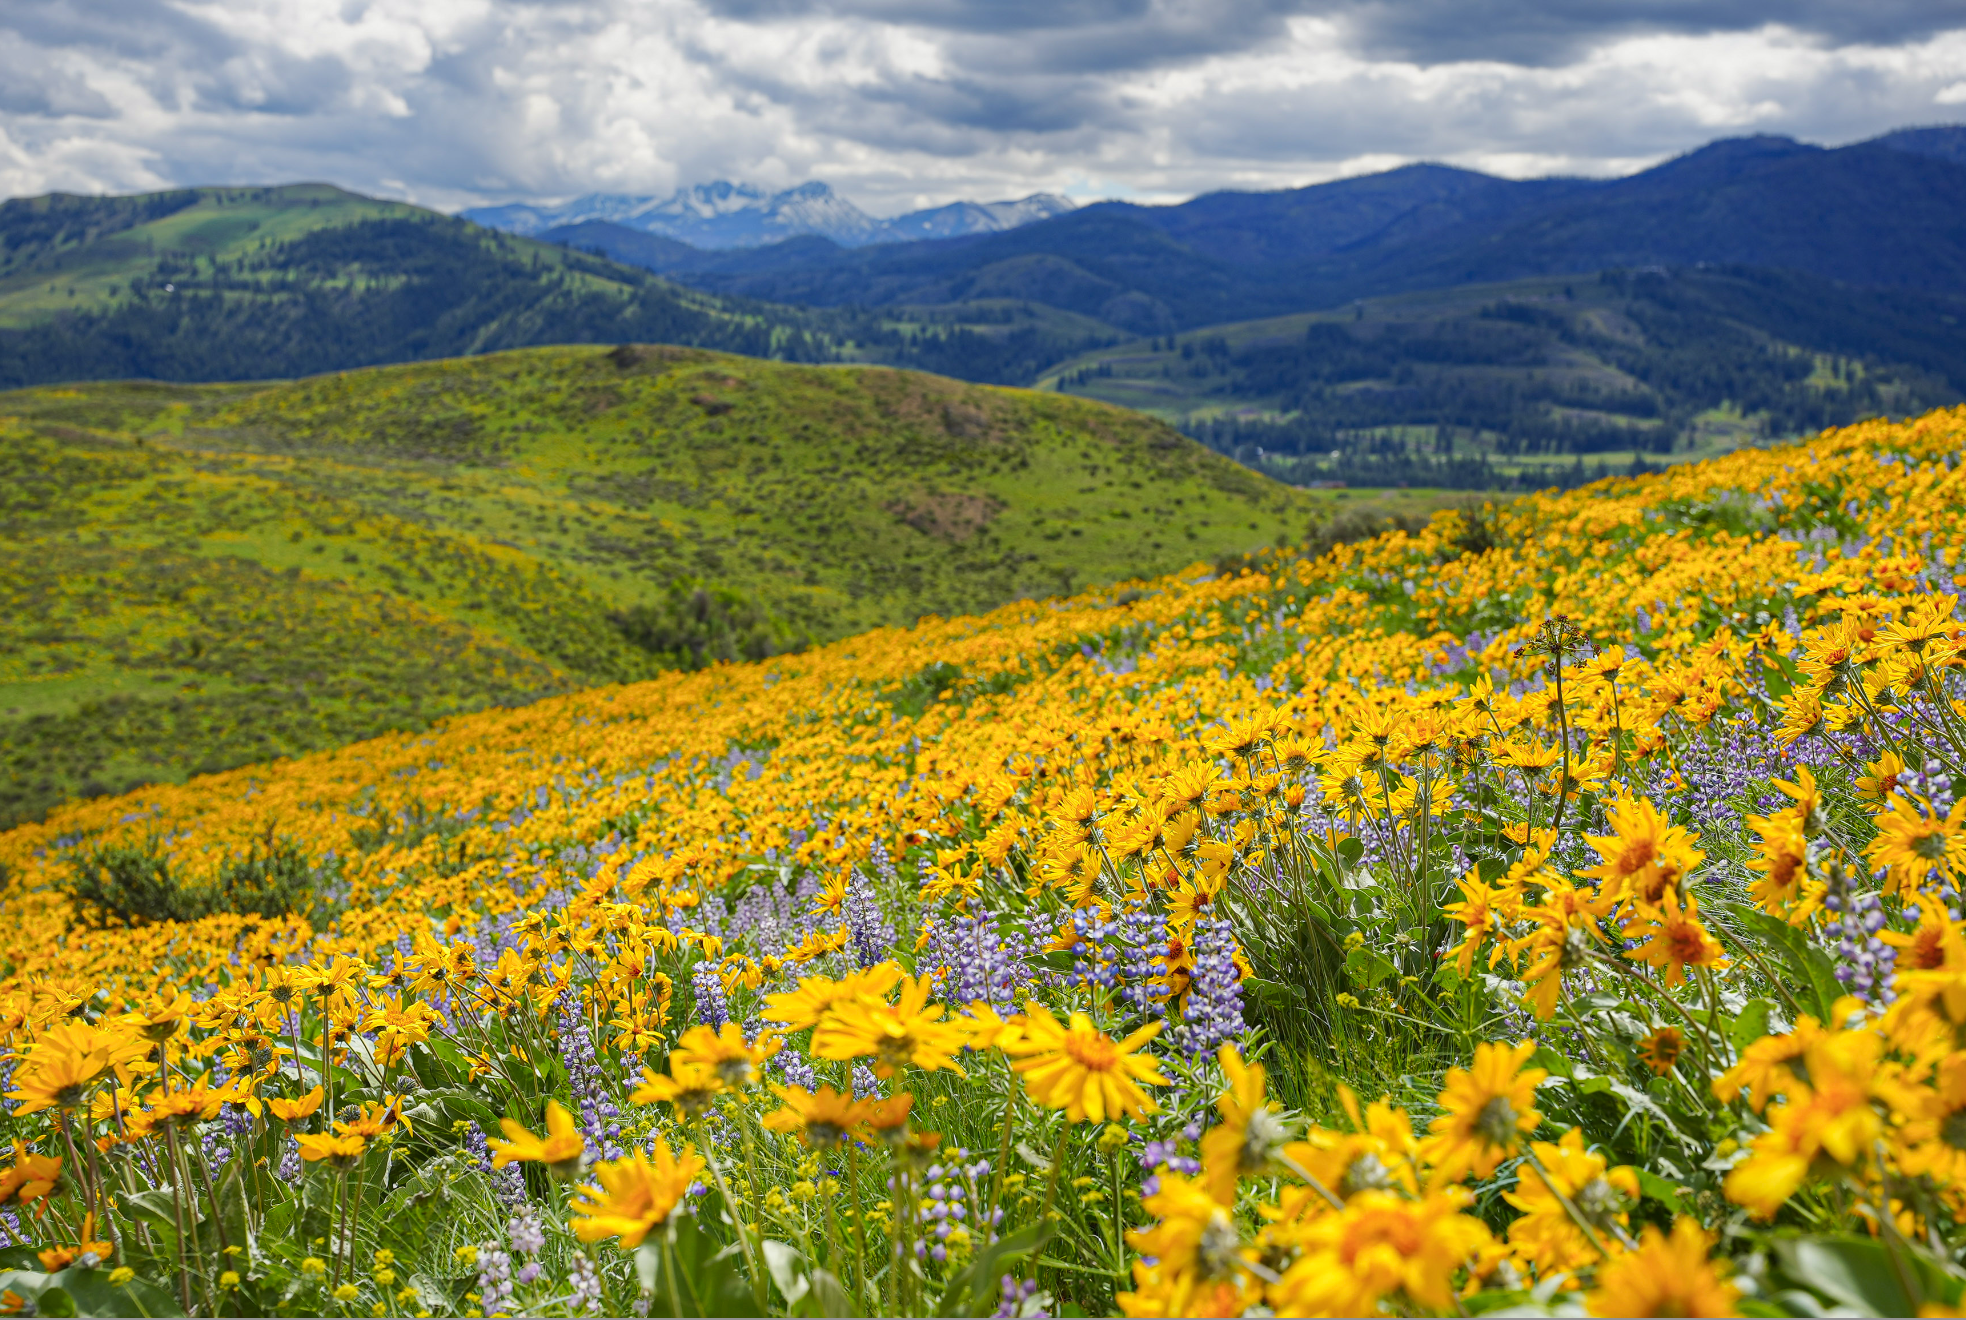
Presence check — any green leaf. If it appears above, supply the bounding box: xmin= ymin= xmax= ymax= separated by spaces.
xmin=1343 ymin=944 xmax=1398 ymax=989
xmin=1757 ymin=653 xmax=1795 ymax=698
xmin=1728 ymin=998 xmax=1777 ymax=1053
xmin=36 ymin=1286 xmax=79 ymax=1318
xmin=1739 ymin=911 xmax=1842 ymax=1023
xmin=761 ymin=1240 xmax=809 ymax=1309
xmin=1014 ymin=1141 xmax=1055 ymax=1174
xmin=216 ymin=1160 xmax=252 ymax=1259
xmin=1603 ymin=1078 xmax=1688 ymax=1149
xmin=1244 ymin=977 xmax=1308 ymax=1016
xmin=800 ymin=1269 xmax=854 ymax=1319
xmin=1634 ymin=1168 xmax=1689 ymax=1214
xmin=1530 ymin=1045 xmax=1576 ymax=1081
xmin=47 ymin=1268 xmax=184 ymax=1319
xmin=635 ymin=1240 xmax=662 ymax=1296
xmin=1771 ymin=1235 xmax=1953 ymax=1317
xmin=666 ymin=1212 xmax=758 ymax=1317
xmin=1337 ymin=837 xmax=1364 ymax=866
xmin=935 ymin=1224 xmax=1053 ymax=1317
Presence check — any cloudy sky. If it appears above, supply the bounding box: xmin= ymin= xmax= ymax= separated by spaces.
xmin=2 ymin=0 xmax=1964 ymax=214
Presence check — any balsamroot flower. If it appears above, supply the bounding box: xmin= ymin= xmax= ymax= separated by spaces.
xmin=670 ymin=1021 xmax=779 ymax=1087
xmin=763 ymin=963 xmax=905 ymax=1030
xmin=1636 ymin=1026 xmax=1684 ymax=1076
xmin=0 ymin=1143 xmax=61 ymax=1212
xmin=1003 ymin=1002 xmax=1167 ymax=1123
xmin=1199 ymin=1044 xmax=1292 ymax=1204
xmin=1118 ymin=1170 xmax=1261 ymax=1320
xmin=1584 ymin=1217 xmax=1739 ymax=1317
xmin=1418 ymin=1040 xmax=1544 ymax=1184
xmin=761 ymin=1084 xmax=874 ymax=1147
xmin=1622 ymin=888 xmax=1726 ymax=987
xmin=568 ymin=1139 xmax=706 ymax=1250
xmin=294 ymin=1132 xmax=367 ymax=1169
xmin=266 ymin=1085 xmax=325 ymax=1124
xmin=630 ymin=1060 xmax=725 ymax=1119
xmin=35 ymin=1213 xmax=113 ymax=1272
xmin=1503 ymin=1128 xmax=1639 ymax=1275
xmin=812 ymin=972 xmax=968 ymax=1078
xmin=487 ymin=1099 xmax=585 ymax=1178
xmin=1869 ymin=795 xmax=1966 ymax=891
xmin=1266 ymin=1188 xmax=1491 ymax=1317
xmin=1582 ymin=792 xmax=1704 ymax=905
xmin=1725 ymin=1028 xmax=1881 ymax=1219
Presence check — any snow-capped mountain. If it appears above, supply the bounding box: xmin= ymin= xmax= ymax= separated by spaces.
xmin=460 ymin=182 xmax=1075 ymax=249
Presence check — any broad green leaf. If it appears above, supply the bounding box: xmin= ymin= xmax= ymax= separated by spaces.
xmin=1243 ymin=976 xmax=1308 ymax=1015
xmin=1772 ymin=1235 xmax=1944 ymax=1316
xmin=1343 ymin=944 xmax=1398 ymax=989
xmin=47 ymin=1267 xmax=184 ymax=1319
xmin=1728 ymin=998 xmax=1777 ymax=1053
xmin=761 ymin=1240 xmax=809 ymax=1309
xmin=1634 ymin=1168 xmax=1688 ymax=1214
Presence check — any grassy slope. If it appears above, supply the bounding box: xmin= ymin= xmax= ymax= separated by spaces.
xmin=0 ymin=343 xmax=1383 ymax=827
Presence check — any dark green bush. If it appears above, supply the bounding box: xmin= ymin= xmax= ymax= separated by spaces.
xmin=61 ymin=834 xmax=338 ymax=928
xmin=611 ymin=580 xmax=806 ymax=670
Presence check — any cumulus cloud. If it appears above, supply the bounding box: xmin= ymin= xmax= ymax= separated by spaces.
xmin=0 ymin=0 xmax=1960 ymax=212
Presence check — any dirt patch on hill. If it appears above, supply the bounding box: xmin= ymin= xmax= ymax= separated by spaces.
xmin=884 ymin=490 xmax=1005 ymax=542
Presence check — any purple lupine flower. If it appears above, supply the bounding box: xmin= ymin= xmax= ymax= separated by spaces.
xmin=994 ymin=1275 xmax=1049 ymax=1320
xmin=277 ymin=1134 xmax=302 ymax=1184
xmin=844 ymin=867 xmax=897 ymax=969
xmin=1116 ymin=908 xmax=1170 ymax=1019
xmin=926 ymin=912 xmax=1038 ymax=1011
xmin=569 ymin=1253 xmax=604 ymax=1315
xmin=774 ymin=1047 xmax=818 ymax=1090
xmin=557 ymin=999 xmax=623 ymax=1161
xmin=691 ymin=959 xmax=730 ymax=1032
xmin=477 ymin=1243 xmax=516 ymax=1318
xmin=1172 ymin=911 xmax=1245 ymax=1056
xmin=1824 ymin=884 xmax=1897 ymax=1006
xmin=508 ymin=1207 xmax=545 ymax=1256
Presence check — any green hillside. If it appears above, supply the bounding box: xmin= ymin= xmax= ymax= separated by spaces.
xmin=1037 ymin=267 xmax=1965 ymax=487
xmin=0 ymin=343 xmax=1397 ymax=828
xmin=0 ymin=184 xmax=1124 ymax=389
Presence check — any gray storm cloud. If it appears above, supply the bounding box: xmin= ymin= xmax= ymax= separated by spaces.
xmin=0 ymin=0 xmax=1961 ymax=210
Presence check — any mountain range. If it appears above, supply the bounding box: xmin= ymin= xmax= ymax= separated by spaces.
xmin=568 ymin=126 xmax=1966 ymax=334
xmin=461 ymin=180 xmax=1076 ymax=249
xmin=5 ymin=124 xmax=1966 ymax=486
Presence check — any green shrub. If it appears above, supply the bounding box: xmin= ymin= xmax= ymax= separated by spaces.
xmin=60 ymin=834 xmax=338 ymax=928
xmin=611 ymin=580 xmax=806 ymax=670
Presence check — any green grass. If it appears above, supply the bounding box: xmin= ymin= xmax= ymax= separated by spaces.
xmin=0 ymin=343 xmax=1393 ymax=827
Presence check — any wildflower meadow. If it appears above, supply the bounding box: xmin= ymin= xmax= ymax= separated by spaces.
xmin=5 ymin=406 xmax=1966 ymax=1316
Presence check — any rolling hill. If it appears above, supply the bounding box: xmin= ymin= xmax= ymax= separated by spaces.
xmin=0 ymin=343 xmax=1396 ymax=829
xmin=1037 ymin=265 xmax=1966 ymax=487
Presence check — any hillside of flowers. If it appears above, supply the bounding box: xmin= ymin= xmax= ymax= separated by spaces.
xmin=4 ymin=404 xmax=1966 ymax=1316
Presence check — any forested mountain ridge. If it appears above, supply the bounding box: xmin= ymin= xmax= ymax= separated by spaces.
xmin=0 ymin=184 xmax=1106 ymax=390
xmin=624 ymin=131 xmax=1966 ymax=332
